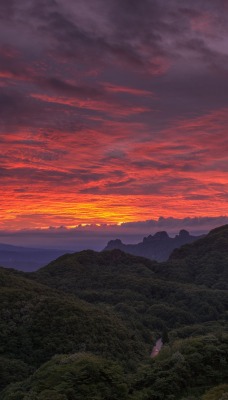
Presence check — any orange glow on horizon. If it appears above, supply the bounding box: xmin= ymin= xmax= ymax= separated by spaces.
xmin=1 ymin=189 xmax=227 ymax=230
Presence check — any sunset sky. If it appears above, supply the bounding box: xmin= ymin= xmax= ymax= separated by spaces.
xmin=0 ymin=0 xmax=228 ymax=239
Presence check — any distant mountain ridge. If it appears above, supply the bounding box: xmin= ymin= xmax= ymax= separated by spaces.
xmin=0 ymin=243 xmax=72 ymax=271
xmin=0 ymin=229 xmax=202 ymax=271
xmin=104 ymin=229 xmax=202 ymax=261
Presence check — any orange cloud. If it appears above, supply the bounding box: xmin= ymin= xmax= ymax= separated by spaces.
xmin=0 ymin=105 xmax=227 ymax=230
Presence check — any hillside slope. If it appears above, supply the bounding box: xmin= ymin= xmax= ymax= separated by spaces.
xmin=33 ymin=247 xmax=228 ymax=345
xmin=0 ymin=266 xmax=146 ymax=392
xmin=154 ymin=224 xmax=228 ymax=289
xmin=1 ymin=225 xmax=228 ymax=399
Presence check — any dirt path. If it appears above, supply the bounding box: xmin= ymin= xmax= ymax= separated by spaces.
xmin=151 ymin=338 xmax=163 ymax=358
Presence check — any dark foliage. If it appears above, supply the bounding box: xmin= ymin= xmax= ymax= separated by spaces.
xmin=0 ymin=267 xmax=146 ymax=392
xmin=2 ymin=353 xmax=129 ymax=400
xmin=0 ymin=225 xmax=227 ymax=399
xmin=32 ymin=247 xmax=228 ymax=346
xmin=162 ymin=224 xmax=228 ymax=289
xmin=131 ymin=333 xmax=228 ymax=399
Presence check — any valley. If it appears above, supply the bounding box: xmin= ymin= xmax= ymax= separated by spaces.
xmin=0 ymin=225 xmax=227 ymax=399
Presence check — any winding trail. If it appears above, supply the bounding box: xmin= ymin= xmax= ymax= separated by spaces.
xmin=151 ymin=338 xmax=163 ymax=358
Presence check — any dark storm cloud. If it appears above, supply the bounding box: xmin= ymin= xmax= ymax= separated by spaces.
xmin=47 ymin=13 xmax=150 ymax=71
xmin=80 ymin=175 xmax=202 ymax=195
xmin=0 ymin=45 xmax=28 ymax=79
xmin=0 ymin=164 xmax=115 ymax=186
xmin=42 ymin=78 xmax=103 ymax=98
xmin=0 ymin=0 xmax=227 ymax=119
xmin=16 ymin=0 xmax=168 ymax=75
xmin=107 ymin=0 xmax=163 ymax=48
xmin=121 ymin=216 xmax=228 ymax=231
xmin=132 ymin=160 xmax=173 ymax=170
xmin=0 ymin=87 xmax=96 ymax=135
xmin=2 ymin=0 xmax=228 ymax=99
xmin=0 ymin=90 xmax=47 ymax=131
xmin=0 ymin=91 xmax=38 ymax=130
xmin=0 ymin=0 xmax=16 ymax=20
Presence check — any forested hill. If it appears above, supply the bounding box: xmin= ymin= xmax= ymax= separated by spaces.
xmin=170 ymin=224 xmax=228 ymax=260
xmin=33 ymin=229 xmax=228 ymax=355
xmin=104 ymin=229 xmax=202 ymax=261
xmin=0 ymin=225 xmax=228 ymax=399
xmin=153 ymin=224 xmax=228 ymax=289
xmin=0 ymin=264 xmax=149 ymax=397
xmin=34 ymin=224 xmax=228 ymax=292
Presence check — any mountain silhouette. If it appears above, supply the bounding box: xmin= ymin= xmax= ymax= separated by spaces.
xmin=104 ymin=229 xmax=202 ymax=261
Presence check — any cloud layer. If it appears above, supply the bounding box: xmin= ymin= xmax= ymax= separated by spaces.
xmin=1 ymin=216 xmax=228 ymax=250
xmin=0 ymin=0 xmax=227 ymax=230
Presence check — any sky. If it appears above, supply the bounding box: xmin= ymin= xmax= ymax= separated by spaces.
xmin=0 ymin=0 xmax=228 ymax=246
